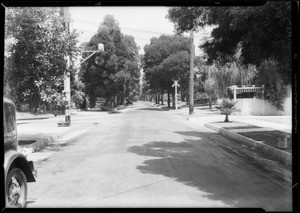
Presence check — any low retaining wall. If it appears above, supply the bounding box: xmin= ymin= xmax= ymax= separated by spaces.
xmin=204 ymin=123 xmax=292 ymax=165
xmin=235 ymin=97 xmax=291 ymax=116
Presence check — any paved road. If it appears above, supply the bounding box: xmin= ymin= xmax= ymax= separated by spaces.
xmin=26 ymin=101 xmax=292 ymax=210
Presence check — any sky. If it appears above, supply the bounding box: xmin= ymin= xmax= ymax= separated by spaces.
xmin=69 ymin=7 xmax=214 ymax=56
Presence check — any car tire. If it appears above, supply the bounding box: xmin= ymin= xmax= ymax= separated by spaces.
xmin=5 ymin=168 xmax=28 ymax=208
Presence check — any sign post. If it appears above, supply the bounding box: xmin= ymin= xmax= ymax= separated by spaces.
xmin=172 ymin=80 xmax=180 ymax=110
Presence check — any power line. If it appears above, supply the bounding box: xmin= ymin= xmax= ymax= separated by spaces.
xmin=72 ymin=18 xmax=211 ymax=38
xmin=72 ymin=18 xmax=172 ymax=35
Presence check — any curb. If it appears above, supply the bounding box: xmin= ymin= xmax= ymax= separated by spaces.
xmin=204 ymin=123 xmax=292 ymax=165
xmin=17 ymin=116 xmax=53 ymax=121
xmin=19 ymin=125 xmax=79 ymax=153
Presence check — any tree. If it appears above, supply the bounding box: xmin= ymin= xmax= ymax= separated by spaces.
xmin=158 ymin=50 xmax=190 ymax=98
xmin=203 ymin=3 xmax=291 ymax=83
xmin=167 ymin=7 xmax=209 ymax=33
xmin=142 ymin=35 xmax=190 ymax=107
xmin=71 ymin=75 xmax=86 ymax=109
xmin=216 ymin=98 xmax=237 ymax=122
xmin=4 ymin=7 xmax=80 ymax=113
xmin=203 ymin=78 xmax=215 ymax=109
xmin=167 ymin=3 xmax=292 ymax=106
xmin=81 ymin=15 xmax=140 ymax=109
xmin=253 ymin=59 xmax=287 ymax=110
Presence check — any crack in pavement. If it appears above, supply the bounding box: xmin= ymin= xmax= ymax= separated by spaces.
xmin=100 ymin=178 xmax=171 ymax=200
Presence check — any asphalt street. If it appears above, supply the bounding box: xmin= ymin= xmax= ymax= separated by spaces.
xmin=26 ymin=101 xmax=292 ymax=210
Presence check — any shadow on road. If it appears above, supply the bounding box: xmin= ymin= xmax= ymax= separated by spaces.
xmin=127 ymin=130 xmax=292 ymax=211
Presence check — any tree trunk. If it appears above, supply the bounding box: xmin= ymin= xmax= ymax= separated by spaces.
xmin=181 ymin=93 xmax=185 ymax=102
xmin=167 ymin=92 xmax=170 ymax=108
xmin=104 ymin=96 xmax=109 ymax=107
xmin=224 ymin=114 xmax=229 ymax=122
xmin=172 ymin=93 xmax=175 ymax=109
xmin=209 ymin=95 xmax=212 ymax=110
xmin=161 ymin=93 xmax=164 ymax=105
xmin=158 ymin=93 xmax=161 ymax=104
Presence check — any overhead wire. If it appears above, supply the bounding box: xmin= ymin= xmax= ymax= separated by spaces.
xmin=72 ymin=18 xmax=211 ymax=39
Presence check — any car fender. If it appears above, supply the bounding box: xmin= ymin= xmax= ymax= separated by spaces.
xmin=4 ymin=150 xmax=36 ymax=182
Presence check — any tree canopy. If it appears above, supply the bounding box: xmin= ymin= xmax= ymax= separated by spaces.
xmin=143 ymin=35 xmax=190 ymax=96
xmin=4 ymin=7 xmax=80 ymax=112
xmin=81 ymin=15 xmax=140 ymax=108
xmin=167 ymin=2 xmax=292 ymax=84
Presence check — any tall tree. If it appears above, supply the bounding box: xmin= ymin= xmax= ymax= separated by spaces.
xmin=158 ymin=50 xmax=190 ymax=96
xmin=168 ymin=3 xmax=291 ymax=110
xmin=167 ymin=3 xmax=291 ymax=84
xmin=81 ymin=15 xmax=140 ymax=109
xmin=143 ymin=35 xmax=190 ymax=106
xmin=203 ymin=2 xmax=291 ymax=84
xmin=4 ymin=7 xmax=80 ymax=112
xmin=167 ymin=7 xmax=209 ymax=33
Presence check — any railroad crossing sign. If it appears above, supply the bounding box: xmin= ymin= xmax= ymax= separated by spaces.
xmin=172 ymin=80 xmax=180 ymax=110
xmin=172 ymin=80 xmax=180 ymax=88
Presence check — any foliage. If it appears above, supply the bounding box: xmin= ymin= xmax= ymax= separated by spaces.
xmin=203 ymin=78 xmax=215 ymax=95
xmin=4 ymin=7 xmax=80 ymax=113
xmin=81 ymin=15 xmax=140 ymax=108
xmin=142 ymin=35 xmax=190 ymax=98
xmin=167 ymin=2 xmax=291 ymax=84
xmin=213 ymin=62 xmax=239 ymax=98
xmin=158 ymin=50 xmax=190 ymax=92
xmin=216 ymin=98 xmax=237 ymax=122
xmin=205 ymin=3 xmax=291 ymax=84
xmin=167 ymin=7 xmax=209 ymax=33
xmin=71 ymin=78 xmax=86 ymax=108
xmin=253 ymin=59 xmax=287 ymax=110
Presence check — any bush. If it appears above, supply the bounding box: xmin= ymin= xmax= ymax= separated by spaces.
xmin=216 ymin=98 xmax=237 ymax=122
xmin=254 ymin=59 xmax=287 ymax=110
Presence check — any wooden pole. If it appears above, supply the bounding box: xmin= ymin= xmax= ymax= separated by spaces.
xmin=172 ymin=80 xmax=180 ymax=110
xmin=189 ymin=30 xmax=195 ymax=115
xmin=61 ymin=7 xmax=71 ymax=125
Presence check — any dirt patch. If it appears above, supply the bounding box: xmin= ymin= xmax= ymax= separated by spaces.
xmin=223 ymin=125 xmax=262 ymax=130
xmin=238 ymin=131 xmax=292 ymax=153
xmin=210 ymin=121 xmax=292 ymax=154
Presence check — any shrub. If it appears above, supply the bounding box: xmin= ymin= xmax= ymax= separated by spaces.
xmin=254 ymin=59 xmax=287 ymax=110
xmin=216 ymin=98 xmax=237 ymax=122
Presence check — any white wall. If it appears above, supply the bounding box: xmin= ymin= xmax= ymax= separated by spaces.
xmin=234 ymin=97 xmax=292 ymax=116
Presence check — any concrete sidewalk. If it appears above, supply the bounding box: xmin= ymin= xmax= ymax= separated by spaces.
xmin=153 ymin=101 xmax=292 ymax=165
xmin=16 ymin=108 xmax=124 ymax=155
xmin=204 ymin=122 xmax=292 ymax=165
xmin=17 ymin=115 xmax=79 ymax=155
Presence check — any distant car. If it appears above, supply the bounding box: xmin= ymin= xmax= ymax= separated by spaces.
xmin=3 ymin=97 xmax=36 ymax=208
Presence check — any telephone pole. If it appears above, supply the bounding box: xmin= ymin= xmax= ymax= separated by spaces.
xmin=60 ymin=7 xmax=72 ymax=126
xmin=189 ymin=30 xmax=195 ymax=115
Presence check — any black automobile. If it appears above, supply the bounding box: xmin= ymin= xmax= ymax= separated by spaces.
xmin=3 ymin=97 xmax=36 ymax=208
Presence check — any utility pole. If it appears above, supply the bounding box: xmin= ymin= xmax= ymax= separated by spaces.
xmin=61 ymin=7 xmax=72 ymax=126
xmin=189 ymin=30 xmax=195 ymax=115
xmin=172 ymin=80 xmax=180 ymax=110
